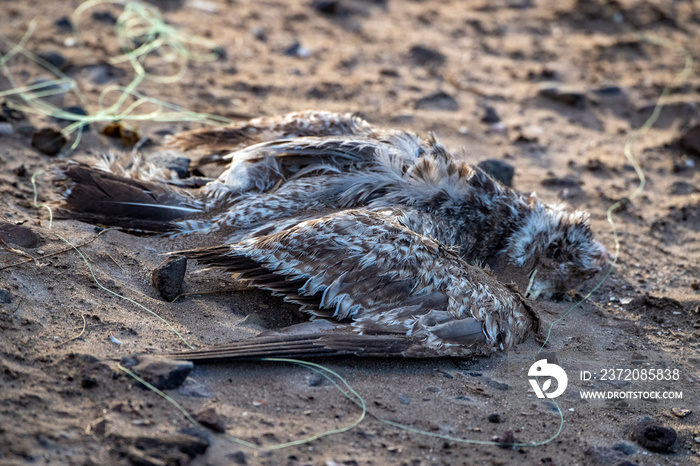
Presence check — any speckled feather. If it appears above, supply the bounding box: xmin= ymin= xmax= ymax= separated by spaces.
xmin=172 ymin=209 xmax=539 ymax=359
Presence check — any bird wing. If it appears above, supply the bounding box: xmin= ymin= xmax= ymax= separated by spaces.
xmin=168 ymin=110 xmax=375 ymax=164
xmin=209 ymin=132 xmax=423 ymax=197
xmin=175 ymin=209 xmax=538 ymax=359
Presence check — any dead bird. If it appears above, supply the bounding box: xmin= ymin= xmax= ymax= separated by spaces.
xmin=54 ymin=110 xmax=609 ymax=300
xmin=51 ymin=111 xmax=614 ymax=360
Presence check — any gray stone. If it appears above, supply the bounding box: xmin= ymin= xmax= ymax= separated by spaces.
xmin=409 ymin=45 xmax=446 ymax=68
xmin=123 ymin=354 xmax=193 ymax=390
xmin=177 ymin=377 xmax=215 ymax=397
xmin=0 ymin=289 xmax=11 ymax=304
xmin=415 ymin=91 xmax=459 ymax=111
xmin=478 ymin=159 xmax=515 ymax=187
xmin=538 ymin=82 xmax=587 ymax=108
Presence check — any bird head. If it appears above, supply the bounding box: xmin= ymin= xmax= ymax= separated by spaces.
xmin=506 ymin=199 xmax=610 ymax=299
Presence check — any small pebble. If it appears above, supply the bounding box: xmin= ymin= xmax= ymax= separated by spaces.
xmin=414 ymin=91 xmax=459 ymax=111
xmin=178 ymin=377 xmax=215 ymax=398
xmin=152 ymin=255 xmax=187 ymax=301
xmin=38 ymin=51 xmax=69 ymax=71
xmin=488 ymin=413 xmax=502 ymax=423
xmin=91 ymin=10 xmax=117 ymax=24
xmin=478 ymin=159 xmax=515 ymax=187
xmin=538 ymin=82 xmax=587 ymax=108
xmin=0 ymin=289 xmax=11 ymax=304
xmin=194 ymin=407 xmax=225 ymax=433
xmin=307 ymin=373 xmax=327 ymax=387
xmin=398 ymin=393 xmax=410 ymax=405
xmin=409 ymin=45 xmax=446 ymax=68
xmin=122 ymin=354 xmax=193 ymax=390
xmin=227 ymin=451 xmax=247 ymax=465
xmin=284 ymin=42 xmax=311 ymax=58
xmin=0 ymin=123 xmax=14 ymax=135
xmin=481 ymin=106 xmax=500 ymax=124
xmin=311 ymin=0 xmax=339 ymax=14
xmin=31 ymin=127 xmax=66 ymax=156
xmin=54 ymin=16 xmax=72 ymax=30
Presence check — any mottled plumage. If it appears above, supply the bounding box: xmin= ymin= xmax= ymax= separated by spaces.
xmin=53 ymin=110 xmax=609 ymax=360
xmin=168 ymin=209 xmax=538 ymax=359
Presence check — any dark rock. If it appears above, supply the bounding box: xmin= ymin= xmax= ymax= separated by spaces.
xmin=227 ymin=451 xmax=248 ymax=464
xmin=586 ymin=158 xmax=606 ymax=172
xmin=212 ymin=45 xmax=227 ymax=61
xmin=631 ymin=421 xmax=676 ymax=452
xmin=478 ymin=159 xmax=515 ymax=187
xmin=538 ymin=82 xmax=587 ymax=108
xmin=398 ymin=393 xmax=410 ymax=405
xmin=541 ymin=176 xmax=581 ymax=189
xmin=611 ymin=442 xmax=636 ymax=455
xmin=284 ymin=42 xmax=310 ymax=58
xmin=680 ymin=124 xmax=700 ymax=155
xmin=593 ymin=85 xmax=624 ymax=96
xmin=13 ymin=165 xmax=27 ymax=177
xmin=0 ymin=222 xmax=42 ymax=248
xmin=488 ymin=413 xmax=502 ymax=423
xmin=152 ymin=255 xmax=187 ymax=302
xmin=148 ymin=152 xmax=191 ymax=179
xmin=0 ymin=289 xmax=11 ymax=304
xmin=122 ymin=354 xmax=193 ymax=390
xmin=92 ymin=10 xmax=117 ymax=24
xmin=584 ymin=446 xmax=626 ymax=464
xmin=1 ymin=101 xmax=25 ymax=121
xmin=498 ymin=430 xmax=517 ymax=449
xmin=31 ymin=128 xmax=66 ymax=156
xmin=54 ymin=16 xmax=72 ymax=30
xmin=415 ymin=91 xmax=459 ymax=111
xmin=194 ymin=407 xmax=225 ymax=433
xmin=311 ymin=0 xmax=339 ymax=15
xmin=409 ymin=45 xmax=446 ymax=68
xmin=177 ymin=377 xmax=215 ymax=397
xmin=481 ymin=106 xmax=500 ymax=123
xmin=38 ymin=52 xmax=69 ymax=71
xmin=670 ymin=181 xmax=697 ymax=195
xmin=81 ymin=377 xmax=98 ymax=389
xmin=129 ymin=432 xmax=209 ymax=460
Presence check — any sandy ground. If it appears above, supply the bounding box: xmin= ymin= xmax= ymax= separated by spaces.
xmin=1 ymin=0 xmax=699 ymax=464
